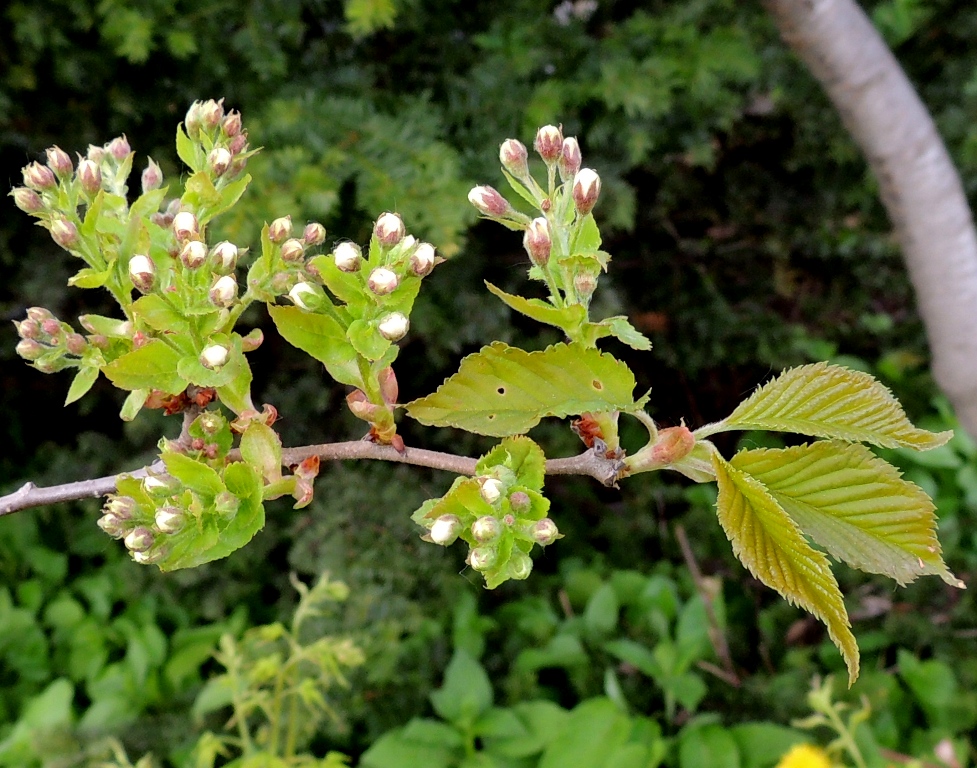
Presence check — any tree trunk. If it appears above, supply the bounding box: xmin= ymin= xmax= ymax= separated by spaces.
xmin=765 ymin=0 xmax=977 ymax=440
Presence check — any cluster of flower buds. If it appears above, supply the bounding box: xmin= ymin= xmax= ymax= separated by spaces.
xmin=96 ymin=489 xmax=176 ymax=565
xmin=14 ymin=307 xmax=88 ymax=373
xmin=184 ymin=99 xmax=251 ymax=181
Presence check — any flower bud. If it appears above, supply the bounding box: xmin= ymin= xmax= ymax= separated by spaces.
xmin=508 ymin=552 xmax=533 ymax=580
xmin=469 ymin=546 xmax=498 ymax=571
xmin=523 ymin=217 xmax=551 ymax=266
xmin=508 ymin=491 xmax=531 ymax=513
xmin=128 ymin=254 xmax=156 ymax=293
xmin=288 ymin=281 xmax=321 ymax=311
xmin=211 ymin=241 xmax=239 ymax=272
xmin=210 ymin=275 xmax=238 ymax=307
xmin=303 ymin=222 xmax=326 ymax=246
xmin=228 ymin=133 xmax=248 ymax=156
xmin=106 ymin=135 xmax=131 ymax=161
xmin=11 ymin=187 xmax=43 ymax=213
xmin=86 ymin=144 xmax=106 ymax=164
xmin=74 ymin=158 xmax=100 ymax=196
xmin=269 ymin=216 xmax=292 ymax=243
xmin=471 ymin=515 xmax=502 ymax=543
xmin=374 ymin=212 xmax=405 ymax=246
xmin=16 ymin=319 xmax=39 ymax=340
xmin=41 ymin=318 xmax=61 ymax=339
xmin=410 ymin=242 xmax=436 ymax=277
xmin=33 ymin=358 xmax=64 ymax=374
xmin=208 ymin=147 xmax=231 ymax=176
xmin=141 ymin=158 xmax=163 ymax=192
xmin=200 ymin=344 xmax=229 ymax=369
xmin=559 ymin=137 xmax=582 ymax=180
xmin=26 ymin=307 xmax=54 ymax=323
xmin=378 ymin=312 xmax=409 ymax=341
xmin=200 ymin=99 xmax=225 ymax=131
xmin=173 ymin=211 xmax=199 ymax=242
xmin=280 ymin=238 xmax=305 ymax=262
xmin=215 ymin=491 xmax=240 ymax=520
xmin=468 ymin=185 xmax=510 ymax=217
xmin=573 ymin=272 xmax=597 ymax=302
xmin=65 ymin=333 xmax=87 ymax=355
xmin=368 ymin=267 xmax=399 ymax=296
xmin=97 ymin=513 xmax=127 ymax=538
xmin=124 ymin=526 xmax=155 ymax=553
xmin=155 ymin=506 xmax=185 ymax=534
xmin=534 ymin=125 xmax=564 ymax=163
xmin=16 ymin=339 xmax=45 ymax=361
xmin=500 ymin=139 xmax=530 ymax=178
xmin=222 ymin=110 xmax=242 ymax=137
xmin=180 ymin=240 xmax=208 ymax=269
xmin=106 ymin=496 xmax=137 ymax=519
xmin=133 ymin=548 xmax=166 ymax=565
xmin=430 ymin=514 xmax=462 ymax=545
xmin=531 ymin=518 xmax=561 ymax=546
xmin=50 ymin=218 xmax=79 ymax=249
xmin=46 ymin=146 xmax=73 ymax=178
xmin=572 ymin=168 xmax=601 ymax=215
xmin=23 ymin=161 xmax=57 ymax=191
xmin=480 ymin=478 xmax=504 ymax=505
xmin=333 ymin=242 xmax=362 ymax=272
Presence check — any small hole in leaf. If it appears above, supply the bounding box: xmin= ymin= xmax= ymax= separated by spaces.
xmin=487 ymin=414 xmax=496 ymax=420
xmin=497 ymin=386 xmax=506 ymax=395
xmin=592 ymin=379 xmax=603 ymax=391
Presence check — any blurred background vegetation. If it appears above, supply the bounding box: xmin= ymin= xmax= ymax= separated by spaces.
xmin=2 ymin=0 xmax=977 ymax=765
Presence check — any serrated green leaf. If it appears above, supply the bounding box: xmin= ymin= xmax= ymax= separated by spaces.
xmin=68 ymin=266 xmax=112 ymax=289
xmin=484 ymin=281 xmax=587 ymax=336
xmin=103 ymin=339 xmax=185 ymax=394
xmin=476 ymin=436 xmax=546 ymax=489
xmin=205 ymin=174 xmax=251 ymax=224
xmin=347 ymin=318 xmax=392 ymax=361
xmin=65 ymin=366 xmax=99 ymax=405
xmin=132 ymin=294 xmax=189 ymax=333
xmin=215 ymin=355 xmax=254 ymax=415
xmin=182 ymin=171 xmax=222 ymax=210
xmin=731 ymin=442 xmax=961 ymax=588
xmin=596 ymin=316 xmax=652 ymax=350
xmin=701 ymin=362 xmax=951 ymax=450
xmin=176 ymin=125 xmax=201 ymax=172
xmin=268 ymin=304 xmax=362 ymax=388
xmin=406 ymin=342 xmax=637 ymax=437
xmin=712 ymin=450 xmax=859 ymax=684
xmin=309 ymin=254 xmax=367 ymax=309
xmin=162 ymin=453 xmax=225 ymax=497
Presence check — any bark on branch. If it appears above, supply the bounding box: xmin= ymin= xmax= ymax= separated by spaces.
xmin=766 ymin=0 xmax=977 ymax=439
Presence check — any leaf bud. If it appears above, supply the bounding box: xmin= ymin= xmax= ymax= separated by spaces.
xmin=128 ymin=254 xmax=156 ymax=293
xmin=523 ymin=217 xmax=551 ymax=266
xmin=479 ymin=477 xmax=504 ymax=505
xmin=378 ymin=312 xmax=409 ymax=341
xmin=410 ymin=242 xmax=437 ymax=277
xmin=368 ymin=267 xmax=399 ymax=296
xmin=222 ymin=110 xmax=243 ymax=137
xmin=334 ymin=242 xmax=362 ymax=272
xmin=508 ymin=491 xmax=531 ymax=513
xmin=106 ymin=135 xmax=131 ymax=161
xmin=471 ymin=515 xmax=502 ymax=543
xmin=200 ymin=344 xmax=229 ymax=369
xmin=180 ymin=240 xmax=208 ymax=269
xmin=23 ymin=161 xmax=57 ymax=191
xmin=468 ymin=185 xmax=511 ymax=217
xmin=288 ymin=281 xmax=321 ymax=311
xmin=211 ymin=241 xmax=239 ymax=272
xmin=559 ymin=137 xmax=582 ymax=180
xmin=346 ymin=389 xmax=380 ymax=421
xmin=500 ymin=139 xmax=530 ymax=178
xmin=572 ymin=168 xmax=601 ymax=215
xmin=430 ymin=514 xmax=462 ymax=545
xmin=46 ymin=146 xmax=73 ymax=177
xmin=374 ymin=212 xmax=406 ymax=247
xmin=173 ymin=211 xmax=199 ymax=242
xmin=11 ymin=187 xmax=43 ymax=213
xmin=469 ymin=546 xmax=498 ymax=571
xmin=65 ymin=333 xmax=87 ymax=355
xmin=155 ymin=506 xmax=185 ymax=534
xmin=74 ymin=158 xmax=100 ymax=196
xmin=124 ymin=526 xmax=155 ymax=553
xmin=280 ymin=237 xmax=305 ymax=262
xmin=141 ymin=158 xmax=163 ymax=192
xmin=209 ymin=275 xmax=238 ymax=307
xmin=16 ymin=339 xmax=45 ymax=361
xmin=531 ymin=518 xmax=561 ymax=546
xmin=303 ymin=222 xmax=326 ymax=246
xmin=508 ymin=552 xmax=533 ymax=580
xmin=534 ymin=125 xmax=564 ymax=163
xmin=208 ymin=147 xmax=231 ymax=176
xmin=50 ymin=217 xmax=79 ymax=249
xmin=268 ymin=215 xmax=292 ymax=243
xmin=378 ymin=366 xmax=399 ymax=405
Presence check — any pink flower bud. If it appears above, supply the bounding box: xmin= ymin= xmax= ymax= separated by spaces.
xmin=141 ymin=158 xmax=163 ymax=192
xmin=124 ymin=526 xmax=155 ymax=553
xmin=211 ymin=241 xmax=238 ymax=272
xmin=334 ymin=242 xmax=362 ymax=272
xmin=209 ymin=275 xmax=238 ymax=307
xmin=66 ymin=333 xmax=87 ymax=355
xmin=228 ymin=133 xmax=248 ymax=156
xmin=23 ymin=162 xmax=57 ymax=191
xmin=180 ymin=240 xmax=207 ymax=269
xmin=500 ymin=139 xmax=529 ymax=178
xmin=269 ymin=216 xmax=292 ymax=243
xmin=469 ymin=546 xmax=498 ymax=571
xmin=27 ymin=307 xmax=54 ymax=323
xmin=222 ymin=110 xmax=242 ymax=137
xmin=410 ymin=242 xmax=436 ymax=277
xmin=41 ymin=318 xmax=61 ymax=338
xmin=45 ymin=146 xmax=73 ymax=178
xmin=199 ymin=99 xmax=225 ymax=131
xmin=185 ymin=102 xmax=203 ymax=138
xmin=288 ymin=281 xmax=320 ymax=310
xmin=508 ymin=491 xmax=531 ymax=513
xmin=508 ymin=552 xmax=533 ymax=580
xmin=16 ymin=319 xmax=40 ymax=340
xmin=374 ymin=212 xmax=405 ymax=246
xmin=468 ymin=185 xmax=510 ymax=217
xmin=523 ymin=217 xmax=551 ymax=266
xmin=86 ymin=144 xmax=106 ymax=164
xmin=430 ymin=514 xmax=462 ymax=545
xmin=368 ymin=267 xmax=399 ymax=295
xmin=559 ymin=137 xmax=582 ymax=180
xmin=280 ymin=238 xmax=305 ymax=262
xmin=11 ymin=187 xmax=43 ymax=213
xmin=480 ymin=478 xmax=504 ymax=505
xmin=471 ymin=515 xmax=501 ymax=543
xmin=572 ymin=168 xmax=601 ymax=215
xmin=573 ymin=272 xmax=597 ymax=301
xmin=155 ymin=506 xmax=185 ymax=534
xmin=50 ymin=218 xmax=79 ymax=249
xmin=106 ymin=135 xmax=131 ymax=161
xmin=128 ymin=254 xmax=156 ymax=293
xmin=200 ymin=344 xmax=229 ymax=369
xmin=77 ymin=159 xmax=102 ymax=196
xmin=173 ymin=211 xmax=198 ymax=241
xmin=16 ymin=339 xmax=45 ymax=361
xmin=534 ymin=125 xmax=564 ymax=163
xmin=531 ymin=518 xmax=561 ymax=546
xmin=303 ymin=222 xmax=326 ymax=246
xmin=208 ymin=146 xmax=231 ymax=176
xmin=378 ymin=312 xmax=409 ymax=341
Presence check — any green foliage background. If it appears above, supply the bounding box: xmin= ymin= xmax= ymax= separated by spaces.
xmin=2 ymin=0 xmax=977 ymax=765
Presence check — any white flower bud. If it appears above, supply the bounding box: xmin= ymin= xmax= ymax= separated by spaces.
xmin=468 ymin=185 xmax=510 ymax=217
xmin=200 ymin=344 xmax=229 ymax=369
xmin=559 ymin=137 xmax=582 ymax=180
xmin=368 ymin=267 xmax=399 ymax=295
xmin=500 ymin=139 xmax=529 ymax=178
xmin=374 ymin=212 xmax=405 ymax=246
xmin=180 ymin=240 xmax=207 ymax=269
xmin=280 ymin=238 xmax=305 ymax=262
xmin=471 ymin=515 xmax=502 ymax=544
xmin=97 ymin=513 xmax=126 ymax=538
xmin=410 ymin=242 xmax=436 ymax=276
xmin=288 ymin=281 xmax=320 ymax=310
xmin=211 ymin=241 xmax=239 ymax=271
xmin=572 ymin=168 xmax=601 ymax=215
xmin=208 ymin=146 xmax=231 ymax=176
xmin=534 ymin=125 xmax=564 ymax=163
xmin=531 ymin=518 xmax=561 ymax=546
xmin=378 ymin=312 xmax=409 ymax=341
xmin=210 ymin=275 xmax=238 ymax=307
xmin=128 ymin=254 xmax=156 ymax=293
xmin=430 ymin=514 xmax=462 ymax=545
xmin=469 ymin=546 xmax=498 ymax=571
xmin=173 ymin=211 xmax=198 ymax=241
xmin=124 ymin=526 xmax=154 ymax=553
xmin=334 ymin=242 xmax=362 ymax=272
xmin=480 ymin=478 xmax=504 ymax=505
xmin=155 ymin=506 xmax=185 ymax=534
xmin=268 ymin=216 xmax=292 ymax=243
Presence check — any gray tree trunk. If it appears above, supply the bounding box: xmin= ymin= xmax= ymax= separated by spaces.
xmin=765 ymin=0 xmax=977 ymax=440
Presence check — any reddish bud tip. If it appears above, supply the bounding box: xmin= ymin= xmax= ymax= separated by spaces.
xmin=468 ymin=185 xmax=510 ymax=217
xmin=141 ymin=158 xmax=163 ymax=192
xmin=374 ymin=212 xmax=406 ymax=247
xmin=368 ymin=267 xmax=399 ymax=296
xmin=280 ymin=238 xmax=305 ymax=262
xmin=23 ymin=162 xmax=57 ymax=191
xmin=572 ymin=168 xmax=601 ymax=215
xmin=303 ymin=222 xmax=326 ymax=246
xmin=559 ymin=137 xmax=582 ymax=180
xmin=500 ymin=139 xmax=530 ymax=178
xmin=46 ymin=146 xmax=73 ymax=178
xmin=268 ymin=216 xmax=292 ymax=243
xmin=522 ymin=217 xmax=551 ymax=266
xmin=50 ymin=218 xmax=79 ymax=249
xmin=534 ymin=125 xmax=564 ymax=163
xmin=11 ymin=187 xmax=43 ymax=213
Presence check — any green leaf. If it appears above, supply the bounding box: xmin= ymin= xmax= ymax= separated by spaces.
xmin=594 ymin=316 xmax=652 ymax=351
xmin=476 ymin=436 xmax=546 ymax=488
xmin=103 ymin=339 xmax=185 ymax=394
xmin=678 ymin=724 xmax=741 ymax=768
xmin=309 ymin=254 xmax=368 ymax=310
xmin=701 ymin=362 xmax=952 ymax=450
xmin=176 ymin=124 xmax=201 ymax=172
xmin=728 ymin=723 xmax=807 ymax=768
xmin=65 ymin=366 xmax=99 ymax=405
xmin=205 ymin=174 xmax=252 ymax=224
xmin=406 ymin=342 xmax=638 ymax=437
xmin=120 ymin=389 xmax=149 ymax=421
xmin=182 ymin=171 xmax=221 ymax=211
xmin=162 ymin=453 xmax=225 ymax=497
xmin=68 ymin=266 xmax=112 ymax=289
xmin=132 ymin=294 xmax=189 ymax=333
xmin=429 ymin=650 xmax=493 ymax=728
xmin=712 ymin=450 xmax=859 ymax=684
xmin=538 ymin=698 xmax=631 ymax=768
xmin=268 ymin=304 xmax=362 ymax=388
xmin=239 ymin=422 xmax=283 ymax=483
xmin=347 ymin=318 xmax=393 ymax=362
xmin=484 ymin=281 xmax=587 ymax=335
xmin=215 ymin=355 xmax=255 ymax=415
xmin=731 ymin=441 xmax=961 ymax=588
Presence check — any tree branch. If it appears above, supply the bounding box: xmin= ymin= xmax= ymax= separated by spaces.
xmin=0 ymin=440 xmax=625 ymax=517
xmin=765 ymin=0 xmax=977 ymax=439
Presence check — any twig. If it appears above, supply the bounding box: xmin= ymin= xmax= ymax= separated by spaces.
xmin=0 ymin=441 xmax=625 ymax=516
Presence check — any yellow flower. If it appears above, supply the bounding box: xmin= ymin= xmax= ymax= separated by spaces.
xmin=775 ymin=744 xmax=832 ymax=768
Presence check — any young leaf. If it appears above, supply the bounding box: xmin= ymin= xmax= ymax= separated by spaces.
xmin=162 ymin=452 xmax=225 ymax=497
xmin=103 ymin=339 xmax=185 ymax=394
xmin=731 ymin=441 xmax=962 ymax=588
xmin=268 ymin=304 xmax=362 ymax=388
xmin=406 ymin=342 xmax=638 ymax=436
xmin=65 ymin=366 xmax=99 ymax=405
xmin=476 ymin=436 xmax=547 ymax=489
xmin=699 ymin=362 xmax=952 ymax=450
xmin=484 ymin=281 xmax=587 ymax=335
xmin=712 ymin=450 xmax=859 ymax=684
